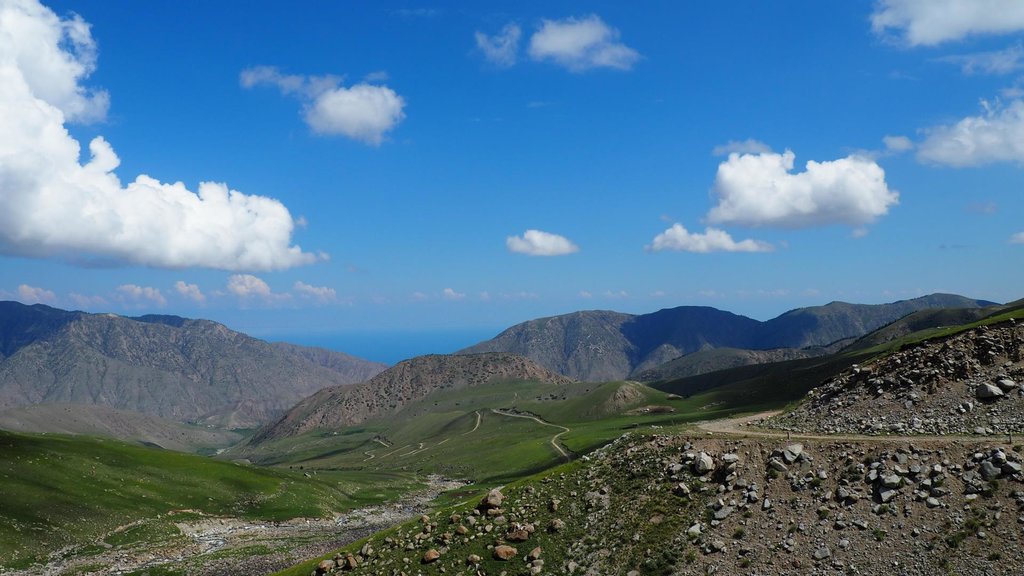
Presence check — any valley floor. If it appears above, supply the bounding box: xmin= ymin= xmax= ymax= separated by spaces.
xmin=0 ymin=477 xmax=466 ymax=576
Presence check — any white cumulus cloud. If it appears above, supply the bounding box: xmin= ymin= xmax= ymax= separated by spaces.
xmin=174 ymin=281 xmax=205 ymax=303
xmin=647 ymin=224 xmax=773 ymax=253
xmin=0 ymin=0 xmax=108 ymax=123
xmin=1012 ymin=232 xmax=1024 ymax=244
xmin=917 ymin=99 xmax=1024 ymax=166
xmin=17 ymin=283 xmax=56 ymax=304
xmin=116 ymin=284 xmax=166 ymax=307
xmin=528 ymin=15 xmax=640 ymax=71
xmin=0 ymin=1 xmax=316 ymax=271
xmin=706 ymin=150 xmax=899 ymax=228
xmin=506 ymin=229 xmax=580 ymax=256
xmin=872 ymin=0 xmax=1024 ymax=46
xmin=293 ymin=280 xmax=337 ymax=303
xmin=241 ymin=65 xmax=405 ymax=145
xmin=475 ymin=23 xmax=522 ymax=67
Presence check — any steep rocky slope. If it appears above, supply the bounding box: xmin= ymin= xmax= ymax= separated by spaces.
xmin=771 ymin=320 xmax=1024 ymax=435
xmin=251 ymin=353 xmax=572 ymax=443
xmin=461 ymin=294 xmax=994 ymax=381
xmin=0 ymin=302 xmax=386 ymax=428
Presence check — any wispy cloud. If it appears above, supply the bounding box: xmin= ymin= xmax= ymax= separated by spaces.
xmin=475 ymin=23 xmax=522 ymax=67
xmin=939 ymin=44 xmax=1024 ymax=75
xmin=712 ymin=139 xmax=772 ymax=156
xmin=116 ymin=284 xmax=166 ymax=307
xmin=17 ymin=284 xmax=57 ymax=305
xmin=293 ymin=281 xmax=337 ymax=303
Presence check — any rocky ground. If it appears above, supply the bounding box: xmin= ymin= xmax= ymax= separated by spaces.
xmin=770 ymin=320 xmax=1024 ymax=436
xmin=301 ymin=433 xmax=1024 ymax=576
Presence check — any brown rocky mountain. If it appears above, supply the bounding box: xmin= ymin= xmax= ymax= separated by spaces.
xmin=0 ymin=301 xmax=386 ymax=428
xmin=251 ymin=352 xmax=572 ymax=443
xmin=460 ymin=293 xmax=995 ymax=381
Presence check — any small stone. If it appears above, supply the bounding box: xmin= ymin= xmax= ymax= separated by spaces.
xmin=422 ymin=549 xmax=440 ymax=563
xmin=493 ymin=545 xmax=518 ymax=561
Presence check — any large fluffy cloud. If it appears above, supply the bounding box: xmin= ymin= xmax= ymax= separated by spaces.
xmin=647 ymin=224 xmax=773 ymax=253
xmin=917 ymin=99 xmax=1024 ymax=166
xmin=706 ymin=151 xmax=899 ymax=228
xmin=0 ymin=0 xmax=315 ymax=271
xmin=872 ymin=0 xmax=1024 ymax=45
xmin=475 ymin=24 xmax=522 ymax=67
xmin=241 ymin=66 xmax=405 ymax=145
xmin=528 ymin=15 xmax=640 ymax=71
xmin=506 ymin=229 xmax=580 ymax=256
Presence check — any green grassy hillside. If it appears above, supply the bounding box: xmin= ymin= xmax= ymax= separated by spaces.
xmin=234 ymin=379 xmax=741 ymax=486
xmin=0 ymin=430 xmax=417 ymax=570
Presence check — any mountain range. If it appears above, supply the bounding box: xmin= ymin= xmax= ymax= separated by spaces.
xmin=459 ymin=293 xmax=995 ymax=381
xmin=0 ymin=302 xmax=386 ymax=428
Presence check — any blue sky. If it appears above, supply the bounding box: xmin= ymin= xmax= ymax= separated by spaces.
xmin=2 ymin=0 xmax=1024 ymax=359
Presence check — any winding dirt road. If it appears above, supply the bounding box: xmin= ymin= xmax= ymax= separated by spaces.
xmin=490 ymin=409 xmax=571 ymax=459
xmin=695 ymin=410 xmax=1003 ymax=444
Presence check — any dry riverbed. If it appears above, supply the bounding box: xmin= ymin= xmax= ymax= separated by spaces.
xmin=2 ymin=476 xmax=467 ymax=576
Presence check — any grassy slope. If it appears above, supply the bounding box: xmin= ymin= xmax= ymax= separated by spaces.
xmin=0 ymin=430 xmax=418 ymax=569
xmin=238 ymin=379 xmax=759 ymax=488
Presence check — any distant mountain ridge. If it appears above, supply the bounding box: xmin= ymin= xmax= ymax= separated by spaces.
xmin=0 ymin=301 xmax=386 ymax=428
xmin=459 ymin=293 xmax=996 ymax=381
xmin=251 ymin=352 xmax=572 ymax=443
